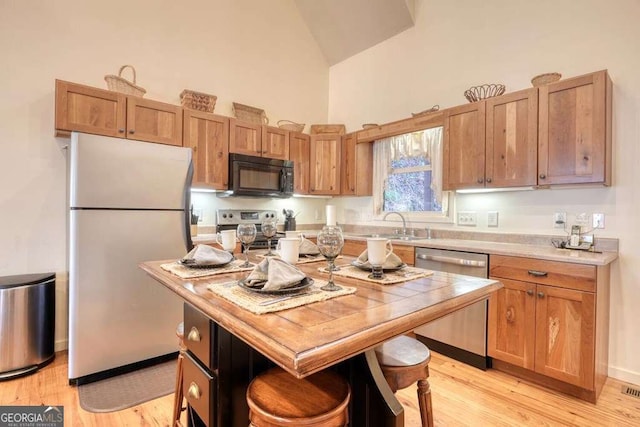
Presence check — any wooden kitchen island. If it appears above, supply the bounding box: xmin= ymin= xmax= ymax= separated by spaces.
xmin=140 ymin=257 xmax=502 ymax=426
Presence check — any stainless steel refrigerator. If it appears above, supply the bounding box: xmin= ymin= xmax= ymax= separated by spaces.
xmin=67 ymin=132 xmax=192 ymax=384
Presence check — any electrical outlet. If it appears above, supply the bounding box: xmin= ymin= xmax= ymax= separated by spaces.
xmin=553 ymin=212 xmax=567 ymax=228
xmin=593 ymin=213 xmax=605 ymax=229
xmin=575 ymin=212 xmax=590 ymax=226
xmin=314 ymin=209 xmax=321 ymax=220
xmin=457 ymin=211 xmax=477 ymax=226
xmin=487 ymin=211 xmax=499 ymax=227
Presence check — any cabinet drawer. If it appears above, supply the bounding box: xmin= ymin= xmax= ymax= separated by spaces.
xmin=183 ymin=351 xmax=216 ymax=427
xmin=490 ymin=255 xmax=596 ymax=292
xmin=184 ymin=303 xmax=216 ymax=370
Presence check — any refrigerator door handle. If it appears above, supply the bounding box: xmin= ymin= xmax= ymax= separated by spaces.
xmin=183 ymin=160 xmax=194 ymax=252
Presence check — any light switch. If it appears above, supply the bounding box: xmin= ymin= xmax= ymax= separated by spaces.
xmin=487 ymin=211 xmax=498 ymax=227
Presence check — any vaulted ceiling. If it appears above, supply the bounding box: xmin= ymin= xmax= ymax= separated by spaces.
xmin=294 ymin=0 xmax=415 ymax=65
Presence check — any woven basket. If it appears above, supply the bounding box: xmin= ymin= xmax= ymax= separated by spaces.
xmin=232 ymin=102 xmax=269 ymax=125
xmin=104 ymin=65 xmax=146 ymax=97
xmin=464 ymin=84 xmax=505 ymax=103
xmin=310 ymin=124 xmax=346 ymax=135
xmin=411 ymin=104 xmax=440 ymax=117
xmin=362 ymin=123 xmax=379 ymax=129
xmin=277 ymin=120 xmax=305 ymax=132
xmin=531 ymin=72 xmax=562 ymax=87
xmin=180 ymin=89 xmax=217 ymax=113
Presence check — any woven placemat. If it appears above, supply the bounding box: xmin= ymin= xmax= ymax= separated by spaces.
xmin=318 ymin=265 xmax=433 ymax=285
xmin=161 ymin=259 xmax=255 ymax=279
xmin=207 ymin=279 xmax=356 ymax=314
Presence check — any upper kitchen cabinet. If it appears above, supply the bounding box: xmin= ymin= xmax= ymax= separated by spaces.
xmin=443 ymin=102 xmax=486 ymax=190
xmin=229 ymin=119 xmax=262 ymax=156
xmin=309 ymin=134 xmax=341 ymax=195
xmin=341 ymin=132 xmax=373 ymax=196
xmin=55 ymin=80 xmax=126 ymax=138
xmin=229 ymin=121 xmax=289 ymax=160
xmin=486 ymin=88 xmax=538 ymax=188
xmin=443 ymin=88 xmax=538 ymax=191
xmin=289 ymin=131 xmax=310 ymax=194
xmin=538 ymin=70 xmax=612 ymax=186
xmin=55 ymin=80 xmax=183 ymax=146
xmin=126 ymin=97 xmax=183 ymax=146
xmin=183 ymin=110 xmax=229 ymax=190
xmin=261 ymin=125 xmax=290 ymax=160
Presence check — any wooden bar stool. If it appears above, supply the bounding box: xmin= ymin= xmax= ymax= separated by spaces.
xmin=246 ymin=367 xmax=351 ymax=427
xmin=375 ymin=335 xmax=433 ymax=427
xmin=172 ymin=322 xmax=186 ymax=427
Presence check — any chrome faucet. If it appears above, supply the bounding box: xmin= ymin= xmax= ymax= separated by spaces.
xmin=383 ymin=211 xmax=408 ymax=236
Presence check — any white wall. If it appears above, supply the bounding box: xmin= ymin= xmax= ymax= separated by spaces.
xmin=0 ymin=0 xmax=328 ymax=351
xmin=328 ymin=0 xmax=640 ymax=384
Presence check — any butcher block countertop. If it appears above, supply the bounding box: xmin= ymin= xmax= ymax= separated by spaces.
xmin=140 ymin=256 xmax=502 ymax=378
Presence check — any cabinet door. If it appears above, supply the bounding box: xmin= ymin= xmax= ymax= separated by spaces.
xmin=309 ymin=134 xmax=341 ymax=195
xmin=229 ymin=119 xmax=262 ymax=156
xmin=262 ymin=126 xmax=289 ymax=160
xmin=534 ymin=284 xmax=595 ymax=389
xmin=443 ymin=102 xmax=486 ymax=190
xmin=55 ymin=80 xmax=126 ymax=138
xmin=340 ymin=133 xmax=357 ymax=195
xmin=538 ymin=70 xmax=611 ymax=185
xmin=183 ymin=111 xmax=229 ymax=190
xmin=486 ymin=88 xmax=538 ymax=187
xmin=289 ymin=132 xmax=310 ymax=194
xmin=488 ymin=278 xmax=536 ymax=370
xmin=126 ymin=97 xmax=183 ymax=146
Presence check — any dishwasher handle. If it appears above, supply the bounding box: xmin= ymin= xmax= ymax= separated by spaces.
xmin=416 ymin=253 xmax=487 ymax=268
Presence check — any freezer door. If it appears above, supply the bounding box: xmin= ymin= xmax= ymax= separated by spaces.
xmin=68 ymin=209 xmax=186 ymax=380
xmin=69 ymin=132 xmax=191 ymax=209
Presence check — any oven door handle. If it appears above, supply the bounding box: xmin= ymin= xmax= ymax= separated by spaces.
xmin=416 ymin=254 xmax=486 ymax=268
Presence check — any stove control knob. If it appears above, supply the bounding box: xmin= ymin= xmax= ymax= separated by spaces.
xmin=229 ymin=213 xmax=234 ymax=219
xmin=222 ymin=214 xmax=227 ymax=218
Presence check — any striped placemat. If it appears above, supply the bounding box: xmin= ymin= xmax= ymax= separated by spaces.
xmin=161 ymin=259 xmax=255 ymax=279
xmin=318 ymin=265 xmax=433 ymax=285
xmin=206 ymin=279 xmax=356 ymax=314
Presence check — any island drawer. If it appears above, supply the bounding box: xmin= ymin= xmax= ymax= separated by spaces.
xmin=184 ymin=303 xmax=217 ymax=370
xmin=489 ymin=254 xmax=596 ymax=292
xmin=183 ymin=351 xmax=216 ymax=426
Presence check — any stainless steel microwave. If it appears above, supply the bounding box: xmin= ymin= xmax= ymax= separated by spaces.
xmin=224 ymin=153 xmax=294 ymax=198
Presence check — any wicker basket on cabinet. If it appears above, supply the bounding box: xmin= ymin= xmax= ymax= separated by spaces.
xmin=104 ymin=65 xmax=146 ymax=97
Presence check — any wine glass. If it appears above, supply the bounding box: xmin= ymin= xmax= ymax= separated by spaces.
xmin=237 ymin=223 xmax=257 ymax=268
xmin=261 ymin=217 xmax=278 ymax=256
xmin=316 ymin=225 xmax=344 ymax=291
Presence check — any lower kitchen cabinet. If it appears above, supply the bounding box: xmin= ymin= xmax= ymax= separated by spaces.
xmin=488 ymin=254 xmax=609 ymax=403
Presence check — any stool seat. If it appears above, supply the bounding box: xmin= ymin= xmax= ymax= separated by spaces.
xmin=247 ymin=367 xmax=350 ymax=426
xmin=375 ymin=335 xmax=433 ymax=427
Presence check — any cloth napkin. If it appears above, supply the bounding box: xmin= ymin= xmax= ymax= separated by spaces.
xmin=356 ymin=249 xmax=404 ymax=269
xmin=245 ymin=258 xmax=306 ymax=291
xmin=299 ymin=238 xmax=320 ymax=255
xmin=182 ymin=244 xmax=233 ymax=265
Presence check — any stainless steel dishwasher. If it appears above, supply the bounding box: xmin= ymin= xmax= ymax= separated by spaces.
xmin=414 ymin=247 xmax=489 ymax=369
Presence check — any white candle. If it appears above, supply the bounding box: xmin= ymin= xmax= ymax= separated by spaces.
xmin=326 ymin=205 xmax=336 ymax=226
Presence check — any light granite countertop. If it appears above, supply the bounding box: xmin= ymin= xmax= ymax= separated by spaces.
xmin=190 ymin=230 xmax=618 ymax=266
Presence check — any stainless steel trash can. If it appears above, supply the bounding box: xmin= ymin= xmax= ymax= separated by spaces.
xmin=0 ymin=273 xmax=55 ymax=380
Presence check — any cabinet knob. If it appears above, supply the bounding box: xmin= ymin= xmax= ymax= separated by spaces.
xmin=187 ymin=382 xmax=201 ymax=400
xmin=187 ymin=326 xmax=201 ymax=342
xmin=477 ymin=178 xmax=484 ymax=184
xmin=129 ymin=130 xmax=135 ymax=134
xmin=537 ymin=291 xmax=545 ymax=298
xmin=118 ymin=129 xmax=125 ymax=133
xmin=526 ymin=289 xmax=534 ymax=296
xmin=486 ymin=177 xmax=492 ymax=183
xmin=539 ymin=174 xmax=546 ymax=180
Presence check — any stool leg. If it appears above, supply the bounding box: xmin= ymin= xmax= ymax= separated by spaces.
xmin=172 ymin=352 xmax=185 ymax=427
xmin=416 ymin=367 xmax=433 ymax=427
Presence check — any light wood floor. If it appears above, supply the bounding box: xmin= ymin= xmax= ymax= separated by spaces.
xmin=1 ymin=351 xmax=638 ymax=426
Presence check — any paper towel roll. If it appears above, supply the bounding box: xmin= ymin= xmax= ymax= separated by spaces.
xmin=326 ymin=205 xmax=336 ymax=226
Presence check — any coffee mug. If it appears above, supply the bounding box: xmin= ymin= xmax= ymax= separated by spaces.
xmin=278 ymin=237 xmax=300 ymax=264
xmin=366 ymin=238 xmax=393 ymax=266
xmin=285 ymin=231 xmax=305 ymax=245
xmin=215 ymin=230 xmax=237 ymax=252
